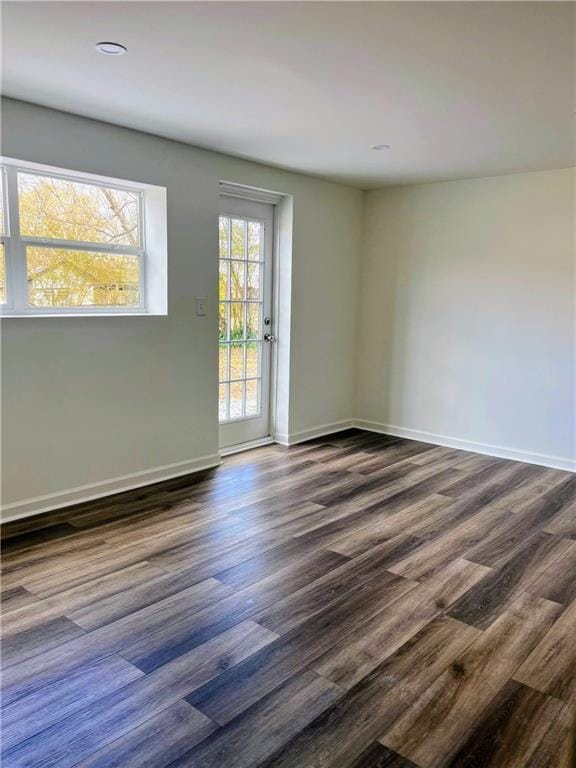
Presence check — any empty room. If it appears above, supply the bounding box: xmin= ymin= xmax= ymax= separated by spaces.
xmin=1 ymin=2 xmax=575 ymax=767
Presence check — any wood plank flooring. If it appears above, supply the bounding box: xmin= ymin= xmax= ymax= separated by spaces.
xmin=2 ymin=429 xmax=575 ymax=768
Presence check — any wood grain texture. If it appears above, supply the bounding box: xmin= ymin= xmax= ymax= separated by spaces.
xmin=310 ymin=558 xmax=490 ymax=689
xmin=434 ymin=680 xmax=566 ymax=768
xmin=1 ymin=429 xmax=574 ymax=768
xmin=257 ymin=616 xmax=479 ymax=768
xmin=526 ymin=540 xmax=576 ymax=606
xmin=447 ymin=532 xmax=571 ymax=629
xmin=1 ymin=615 xmax=86 ymax=668
xmin=348 ymin=744 xmax=419 ymax=768
xmin=513 ymin=596 xmax=576 ymax=701
xmin=187 ymin=569 xmax=418 ymax=726
xmin=172 ymin=670 xmax=343 ymax=768
xmin=381 ymin=593 xmax=562 ymax=768
xmin=72 ymin=700 xmax=217 ymax=768
xmin=1 ymin=561 xmax=165 ymax=637
xmin=2 ymin=621 xmax=276 ymax=768
xmin=1 ymin=654 xmax=145 ymax=751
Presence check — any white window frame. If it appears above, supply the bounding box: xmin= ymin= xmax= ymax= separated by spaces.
xmin=0 ymin=157 xmax=167 ymax=317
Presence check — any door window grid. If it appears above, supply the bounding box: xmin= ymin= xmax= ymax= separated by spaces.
xmin=219 ymin=215 xmax=264 ymax=422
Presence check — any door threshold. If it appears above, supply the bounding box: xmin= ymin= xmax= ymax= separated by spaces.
xmin=220 ymin=436 xmax=276 ymax=457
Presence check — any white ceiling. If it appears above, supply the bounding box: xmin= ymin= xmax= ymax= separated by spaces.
xmin=2 ymin=1 xmax=574 ymax=188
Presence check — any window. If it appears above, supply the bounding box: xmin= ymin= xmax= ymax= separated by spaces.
xmin=0 ymin=159 xmax=167 ymax=316
xmin=218 ymin=215 xmax=265 ymax=422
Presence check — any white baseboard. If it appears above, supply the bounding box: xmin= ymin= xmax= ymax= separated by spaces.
xmin=354 ymin=419 xmax=576 ymax=473
xmin=274 ymin=419 xmax=354 ymax=446
xmin=5 ymin=417 xmax=573 ymax=523
xmin=1 ymin=453 xmax=222 ymax=523
xmin=220 ymin=436 xmax=276 ymax=456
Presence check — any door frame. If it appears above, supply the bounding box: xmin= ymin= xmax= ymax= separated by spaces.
xmin=218 ymin=193 xmax=278 ymax=452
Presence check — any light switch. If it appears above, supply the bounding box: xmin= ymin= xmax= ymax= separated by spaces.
xmin=196 ymin=297 xmax=207 ymax=316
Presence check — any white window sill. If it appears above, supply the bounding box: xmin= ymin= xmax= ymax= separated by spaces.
xmin=0 ymin=311 xmax=166 ymax=318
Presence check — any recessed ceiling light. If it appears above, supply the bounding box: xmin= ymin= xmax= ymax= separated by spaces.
xmin=371 ymin=144 xmax=391 ymax=151
xmin=95 ymin=42 xmax=127 ymax=56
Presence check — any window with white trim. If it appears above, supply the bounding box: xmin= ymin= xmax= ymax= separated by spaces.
xmin=0 ymin=159 xmax=167 ymax=316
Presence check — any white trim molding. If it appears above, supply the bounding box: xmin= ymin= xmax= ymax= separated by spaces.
xmin=354 ymin=420 xmax=576 ymax=473
xmin=220 ymin=436 xmax=275 ymax=456
xmin=1 ymin=453 xmax=222 ymax=522
xmin=274 ymin=419 xmax=354 ymax=446
xmin=6 ymin=419 xmax=572 ymax=523
xmin=219 ymin=180 xmax=283 ymax=206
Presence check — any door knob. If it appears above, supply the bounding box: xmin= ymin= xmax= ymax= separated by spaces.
xmin=264 ymin=333 xmax=276 ymax=342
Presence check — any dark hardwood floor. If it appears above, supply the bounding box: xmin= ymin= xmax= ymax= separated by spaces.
xmin=2 ymin=429 xmax=576 ymax=768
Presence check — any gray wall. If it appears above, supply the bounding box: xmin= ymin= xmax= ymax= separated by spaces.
xmin=3 ymin=98 xmax=573 ymax=517
xmin=356 ymin=169 xmax=575 ymax=468
xmin=1 ymin=99 xmax=363 ymax=511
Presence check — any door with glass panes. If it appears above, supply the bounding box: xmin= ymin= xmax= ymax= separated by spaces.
xmin=218 ymin=196 xmax=274 ymax=449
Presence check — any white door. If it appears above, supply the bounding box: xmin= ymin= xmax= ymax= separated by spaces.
xmin=218 ymin=196 xmax=274 ymax=449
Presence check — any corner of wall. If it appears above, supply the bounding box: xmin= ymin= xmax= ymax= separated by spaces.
xmin=351 ymin=186 xmax=371 ymax=422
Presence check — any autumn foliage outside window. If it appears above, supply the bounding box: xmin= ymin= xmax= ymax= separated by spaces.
xmin=0 ymin=164 xmax=147 ymax=311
